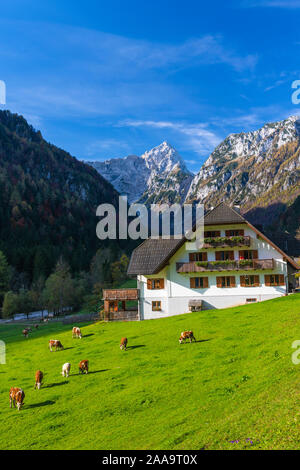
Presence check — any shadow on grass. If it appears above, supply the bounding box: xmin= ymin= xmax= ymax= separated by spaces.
xmin=61 ymin=347 xmax=74 ymax=351
xmin=27 ymin=400 xmax=55 ymax=409
xmin=83 ymin=334 xmax=94 ymax=338
xmin=70 ymin=369 xmax=110 ymax=376
xmin=180 ymin=339 xmax=212 ymax=344
xmin=126 ymin=345 xmax=145 ymax=350
xmin=87 ymin=369 xmax=110 ymax=375
xmin=44 ymin=381 xmax=69 ymax=388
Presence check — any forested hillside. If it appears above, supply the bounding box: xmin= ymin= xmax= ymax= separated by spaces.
xmin=0 ymin=110 xmax=131 ymax=293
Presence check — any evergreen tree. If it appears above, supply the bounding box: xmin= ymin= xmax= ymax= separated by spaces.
xmin=0 ymin=250 xmax=10 ymax=305
xmin=2 ymin=291 xmax=19 ymax=318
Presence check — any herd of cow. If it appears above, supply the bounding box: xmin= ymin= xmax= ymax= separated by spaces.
xmin=9 ymin=325 xmax=196 ymax=411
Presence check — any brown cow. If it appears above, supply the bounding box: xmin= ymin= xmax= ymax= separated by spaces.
xmin=9 ymin=387 xmax=25 ymax=411
xmin=72 ymin=327 xmax=82 ymax=339
xmin=120 ymin=337 xmax=128 ymax=350
xmin=49 ymin=339 xmax=64 ymax=352
xmin=179 ymin=331 xmax=196 ymax=344
xmin=22 ymin=328 xmax=29 ymax=338
xmin=34 ymin=370 xmax=43 ymax=389
xmin=79 ymin=360 xmax=89 ymax=374
xmin=34 ymin=324 xmax=39 ymax=329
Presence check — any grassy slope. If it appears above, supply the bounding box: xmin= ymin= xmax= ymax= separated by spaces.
xmin=1 ymin=295 xmax=300 ymax=450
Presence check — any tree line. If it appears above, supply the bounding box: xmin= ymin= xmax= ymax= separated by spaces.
xmin=0 ymin=249 xmax=130 ymax=319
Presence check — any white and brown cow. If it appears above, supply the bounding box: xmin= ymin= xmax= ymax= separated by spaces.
xmin=120 ymin=337 xmax=128 ymax=350
xmin=72 ymin=327 xmax=82 ymax=339
xmin=34 ymin=370 xmax=43 ymax=389
xmin=179 ymin=331 xmax=196 ymax=344
xmin=49 ymin=339 xmax=64 ymax=352
xmin=22 ymin=328 xmax=30 ymax=338
xmin=62 ymin=362 xmax=71 ymax=378
xmin=79 ymin=360 xmax=89 ymax=374
xmin=9 ymin=387 xmax=25 ymax=411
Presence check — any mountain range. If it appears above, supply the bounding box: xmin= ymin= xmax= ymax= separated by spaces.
xmin=88 ymin=115 xmax=300 ymax=254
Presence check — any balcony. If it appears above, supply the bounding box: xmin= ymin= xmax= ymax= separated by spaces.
xmin=202 ymin=235 xmax=251 ymax=248
xmin=176 ymin=259 xmax=275 ymax=273
xmin=103 ymin=288 xmax=139 ymax=301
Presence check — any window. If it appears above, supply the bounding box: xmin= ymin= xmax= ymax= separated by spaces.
xmin=240 ymin=275 xmax=260 ymax=287
xmin=147 ymin=279 xmax=164 ymax=290
xmin=215 ymin=251 xmax=234 ymax=261
xmin=246 ymin=298 xmax=257 ymax=303
xmin=239 ymin=250 xmax=258 ymax=260
xmin=216 ymin=276 xmax=236 ymax=288
xmin=204 ymin=230 xmax=221 ymax=238
xmin=225 ymin=229 xmax=244 ymax=237
xmin=265 ymin=274 xmax=285 ymax=286
xmin=190 ymin=277 xmax=209 ymax=288
xmin=189 ymin=252 xmax=207 ymax=262
xmin=152 ymin=301 xmax=161 ymax=311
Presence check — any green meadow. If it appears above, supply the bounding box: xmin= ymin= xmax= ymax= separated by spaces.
xmin=1 ymin=294 xmax=300 ymax=450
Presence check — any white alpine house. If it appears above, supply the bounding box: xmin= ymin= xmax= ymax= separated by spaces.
xmin=127 ymin=203 xmax=299 ymax=320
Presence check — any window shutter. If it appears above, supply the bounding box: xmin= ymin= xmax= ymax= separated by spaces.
xmin=202 ymin=252 xmax=208 ymax=261
xmin=239 ymin=251 xmax=244 ymax=260
xmin=265 ymin=275 xmax=271 ymax=286
xmin=254 ymin=275 xmax=260 ymax=287
xmin=253 ymin=250 xmax=258 ymax=259
xmin=216 ymin=276 xmax=222 ymax=288
xmin=225 ymin=230 xmax=230 ymax=237
xmin=279 ymin=274 xmax=285 ymax=286
xmin=147 ymin=279 xmax=152 ymax=290
xmin=230 ymin=276 xmax=236 ymax=287
xmin=189 ymin=253 xmax=195 ymax=262
xmin=240 ymin=275 xmax=245 ymax=287
xmin=203 ymin=277 xmax=209 ymax=288
xmin=215 ymin=231 xmax=221 ymax=237
xmin=190 ymin=277 xmax=196 ymax=288
xmin=159 ymin=279 xmax=164 ymax=289
xmin=216 ymin=252 xmax=221 ymax=261
xmin=239 ymin=230 xmax=244 ymax=236
xmin=229 ymin=251 xmax=235 ymax=260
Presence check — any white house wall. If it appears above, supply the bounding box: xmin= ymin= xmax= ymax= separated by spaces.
xmin=138 ymin=224 xmax=288 ymax=320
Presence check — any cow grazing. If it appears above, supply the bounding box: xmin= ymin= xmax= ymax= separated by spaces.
xmin=49 ymin=339 xmax=64 ymax=352
xmin=9 ymin=387 xmax=25 ymax=411
xmin=179 ymin=331 xmax=196 ymax=344
xmin=22 ymin=328 xmax=29 ymax=338
xmin=72 ymin=327 xmax=82 ymax=339
xmin=34 ymin=370 xmax=43 ymax=389
xmin=120 ymin=337 xmax=128 ymax=350
xmin=62 ymin=363 xmax=71 ymax=378
xmin=79 ymin=360 xmax=89 ymax=374
xmin=34 ymin=324 xmax=39 ymax=329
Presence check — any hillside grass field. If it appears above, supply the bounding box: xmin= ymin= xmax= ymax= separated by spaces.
xmin=1 ymin=295 xmax=300 ymax=450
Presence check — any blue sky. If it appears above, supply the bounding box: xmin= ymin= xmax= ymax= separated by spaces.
xmin=0 ymin=0 xmax=299 ymax=172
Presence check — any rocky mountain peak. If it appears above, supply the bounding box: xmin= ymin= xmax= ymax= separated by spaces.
xmin=88 ymin=141 xmax=192 ymax=204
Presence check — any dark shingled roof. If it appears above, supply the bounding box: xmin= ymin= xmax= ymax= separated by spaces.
xmin=204 ymin=202 xmax=246 ymax=225
xmin=127 ymin=238 xmax=182 ymax=275
xmin=127 ymin=203 xmax=300 ymax=275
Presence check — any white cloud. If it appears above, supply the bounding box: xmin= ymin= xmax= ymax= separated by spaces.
xmin=242 ymin=0 xmax=300 ymax=7
xmin=118 ymin=119 xmax=221 ymax=156
xmin=0 ymin=19 xmax=258 ymax=121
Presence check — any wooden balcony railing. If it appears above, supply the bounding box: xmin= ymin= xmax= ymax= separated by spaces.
xmin=202 ymin=235 xmax=251 ymax=248
xmin=176 ymin=259 xmax=275 ymax=273
xmin=103 ymin=288 xmax=139 ymax=301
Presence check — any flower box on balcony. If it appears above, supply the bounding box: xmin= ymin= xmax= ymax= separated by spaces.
xmin=203 ymin=236 xmax=251 ymax=248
